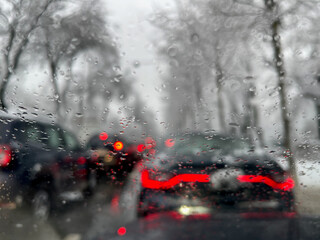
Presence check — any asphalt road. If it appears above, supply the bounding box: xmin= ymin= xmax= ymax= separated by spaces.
xmin=87 ymin=214 xmax=320 ymax=240
xmin=0 ymin=183 xmax=320 ymax=240
xmin=0 ymin=183 xmax=120 ymax=240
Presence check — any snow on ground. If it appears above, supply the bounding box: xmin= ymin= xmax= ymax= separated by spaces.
xmin=296 ymin=160 xmax=320 ymax=188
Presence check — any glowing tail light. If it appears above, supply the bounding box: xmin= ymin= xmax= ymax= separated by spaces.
xmin=237 ymin=175 xmax=294 ymax=191
xmin=77 ymin=157 xmax=87 ymax=165
xmin=141 ymin=170 xmax=294 ymax=191
xmin=141 ymin=170 xmax=210 ymax=190
xmin=137 ymin=144 xmax=146 ymax=153
xmin=0 ymin=145 xmax=11 ymax=167
xmin=114 ymin=141 xmax=124 ymax=151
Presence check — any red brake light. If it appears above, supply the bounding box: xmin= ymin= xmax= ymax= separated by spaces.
xmin=77 ymin=157 xmax=86 ymax=165
xmin=137 ymin=144 xmax=146 ymax=153
xmin=114 ymin=141 xmax=124 ymax=151
xmin=237 ymin=175 xmax=294 ymax=191
xmin=141 ymin=170 xmax=210 ymax=190
xmin=0 ymin=145 xmax=11 ymax=167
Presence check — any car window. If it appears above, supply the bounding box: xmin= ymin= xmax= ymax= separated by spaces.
xmin=13 ymin=122 xmax=44 ymax=145
xmin=0 ymin=119 xmax=11 ymax=142
xmin=43 ymin=127 xmax=64 ymax=150
xmin=62 ymin=130 xmax=80 ymax=151
xmin=26 ymin=126 xmax=41 ymax=143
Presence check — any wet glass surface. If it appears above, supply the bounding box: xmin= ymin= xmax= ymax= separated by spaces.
xmin=0 ymin=0 xmax=320 ymax=239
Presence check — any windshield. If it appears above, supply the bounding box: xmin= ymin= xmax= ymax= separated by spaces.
xmin=0 ymin=0 xmax=320 ymax=240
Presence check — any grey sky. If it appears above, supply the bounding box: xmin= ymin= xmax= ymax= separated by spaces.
xmin=105 ymin=0 xmax=176 ymax=126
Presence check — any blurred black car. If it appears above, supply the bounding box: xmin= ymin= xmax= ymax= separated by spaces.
xmin=0 ymin=113 xmax=96 ymax=220
xmin=119 ymin=133 xmax=295 ymax=218
xmin=86 ymin=133 xmax=141 ymax=182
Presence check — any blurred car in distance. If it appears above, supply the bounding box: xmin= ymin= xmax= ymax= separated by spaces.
xmin=0 ymin=112 xmax=96 ymax=220
xmin=86 ymin=132 xmax=142 ymax=183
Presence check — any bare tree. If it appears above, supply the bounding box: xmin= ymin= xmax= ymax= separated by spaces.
xmin=0 ymin=0 xmax=55 ymax=110
xmin=152 ymin=0 xmax=258 ymax=135
xmin=31 ymin=0 xmax=118 ymax=120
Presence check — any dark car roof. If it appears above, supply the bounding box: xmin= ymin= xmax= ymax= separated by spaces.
xmin=0 ymin=111 xmax=77 ymax=144
xmin=0 ymin=110 xmax=58 ymax=125
xmin=145 ymin=150 xmax=284 ymax=176
xmin=0 ymin=110 xmax=78 ymax=132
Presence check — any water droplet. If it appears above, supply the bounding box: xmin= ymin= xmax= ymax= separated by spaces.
xmin=191 ymin=33 xmax=199 ymax=42
xmin=15 ymin=223 xmax=23 ymax=228
xmin=133 ymin=61 xmax=140 ymax=68
xmin=53 ymin=94 xmax=59 ymax=100
xmin=249 ymin=87 xmax=256 ymax=92
xmin=113 ymin=75 xmax=122 ymax=83
xmin=99 ymin=132 xmax=108 ymax=141
xmin=18 ymin=106 xmax=27 ymax=111
xmin=113 ymin=66 xmax=121 ymax=72
xmin=167 ymin=46 xmax=178 ymax=57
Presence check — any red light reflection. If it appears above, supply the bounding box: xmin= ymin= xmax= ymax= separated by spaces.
xmin=77 ymin=157 xmax=86 ymax=165
xmin=91 ymin=152 xmax=99 ymax=161
xmin=165 ymin=139 xmax=175 ymax=148
xmin=148 ymin=148 xmax=156 ymax=156
xmin=137 ymin=144 xmax=146 ymax=152
xmin=145 ymin=137 xmax=156 ymax=149
xmin=111 ymin=194 xmax=120 ymax=213
xmin=99 ymin=132 xmax=108 ymax=141
xmin=0 ymin=145 xmax=11 ymax=167
xmin=117 ymin=227 xmax=126 ymax=236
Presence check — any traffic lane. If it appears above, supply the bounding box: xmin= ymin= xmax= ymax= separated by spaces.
xmin=49 ymin=183 xmax=119 ymax=239
xmin=0 ymin=208 xmax=60 ymax=240
xmin=87 ymin=213 xmax=320 ymax=240
xmin=299 ymin=215 xmax=320 ymax=240
xmin=84 ymin=188 xmax=131 ymax=240
xmin=82 ymin=185 xmax=320 ymax=240
xmin=0 ymin=183 xmax=119 ymax=240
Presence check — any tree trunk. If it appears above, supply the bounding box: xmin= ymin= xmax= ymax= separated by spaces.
xmin=266 ymin=0 xmax=297 ymax=184
xmin=49 ymin=61 xmax=63 ymax=121
xmin=0 ymin=0 xmax=53 ymax=112
xmin=246 ymin=83 xmax=265 ymax=148
xmin=215 ymin=60 xmax=226 ymax=133
xmin=252 ymin=103 xmax=265 ymax=147
xmin=0 ymin=28 xmax=16 ymax=111
xmin=0 ymin=69 xmax=11 ymax=111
